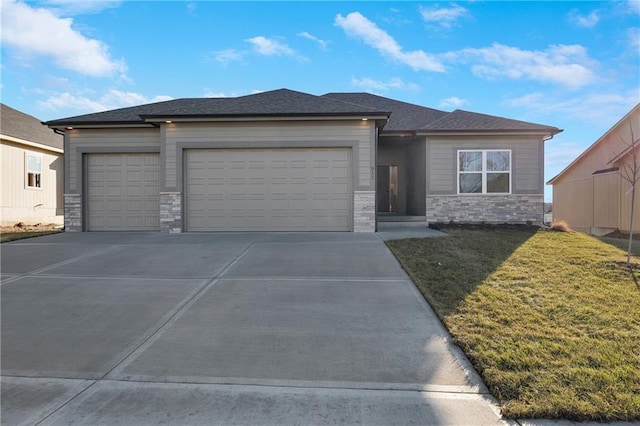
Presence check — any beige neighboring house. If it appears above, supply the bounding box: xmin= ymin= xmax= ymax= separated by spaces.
xmin=548 ymin=103 xmax=640 ymax=235
xmin=1 ymin=103 xmax=64 ymax=226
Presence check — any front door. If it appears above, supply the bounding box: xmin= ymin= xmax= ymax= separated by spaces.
xmin=377 ymin=165 xmax=398 ymax=213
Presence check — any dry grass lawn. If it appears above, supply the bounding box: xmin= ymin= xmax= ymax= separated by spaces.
xmin=387 ymin=228 xmax=640 ymax=421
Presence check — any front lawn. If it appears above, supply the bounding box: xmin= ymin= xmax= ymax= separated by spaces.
xmin=387 ymin=229 xmax=640 ymax=421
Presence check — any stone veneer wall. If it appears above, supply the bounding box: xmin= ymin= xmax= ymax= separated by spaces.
xmin=426 ymin=194 xmax=544 ymax=224
xmin=160 ymin=192 xmax=182 ymax=233
xmin=353 ymin=191 xmax=375 ymax=232
xmin=64 ymin=193 xmax=82 ymax=231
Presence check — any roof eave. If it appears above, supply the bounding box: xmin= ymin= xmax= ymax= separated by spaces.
xmin=416 ymin=129 xmax=562 ymax=136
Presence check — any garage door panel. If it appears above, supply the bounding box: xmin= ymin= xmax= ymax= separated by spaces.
xmin=88 ymin=153 xmax=159 ymax=231
xmin=186 ymin=149 xmax=351 ymax=231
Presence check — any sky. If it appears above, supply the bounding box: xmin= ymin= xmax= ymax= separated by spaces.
xmin=1 ymin=1 xmax=639 ymax=201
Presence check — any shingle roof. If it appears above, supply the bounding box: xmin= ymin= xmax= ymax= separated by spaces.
xmin=45 ymin=89 xmax=389 ymax=126
xmin=322 ymin=92 xmax=448 ymax=132
xmin=43 ymin=88 xmax=561 ymax=136
xmin=420 ymin=109 xmax=561 ymax=133
xmin=1 ymin=103 xmax=63 ymax=150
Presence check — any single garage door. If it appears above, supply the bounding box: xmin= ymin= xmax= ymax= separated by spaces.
xmin=87 ymin=153 xmax=160 ymax=231
xmin=185 ymin=148 xmax=351 ymax=231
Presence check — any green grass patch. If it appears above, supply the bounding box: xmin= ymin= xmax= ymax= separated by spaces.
xmin=1 ymin=230 xmax=62 ymax=243
xmin=598 ymin=236 xmax=640 ymax=257
xmin=387 ymin=229 xmax=640 ymax=421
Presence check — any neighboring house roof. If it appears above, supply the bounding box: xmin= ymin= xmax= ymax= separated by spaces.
xmin=45 ymin=89 xmax=390 ymax=126
xmin=547 ymin=103 xmax=640 ymax=184
xmin=1 ymin=103 xmax=63 ymax=150
xmin=419 ymin=109 xmax=562 ymax=134
xmin=322 ymin=92 xmax=448 ymax=132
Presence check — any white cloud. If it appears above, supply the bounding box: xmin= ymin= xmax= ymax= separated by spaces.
xmin=568 ymin=9 xmax=600 ymax=28
xmin=246 ymin=36 xmax=294 ymax=56
xmin=457 ymin=43 xmax=598 ymax=88
xmin=350 ymin=77 xmax=419 ymax=92
xmin=626 ymin=0 xmax=640 ymax=14
xmin=298 ymin=31 xmax=329 ymax=49
xmin=545 ymin=140 xmax=588 ymax=169
xmin=335 ymin=12 xmax=445 ymax=72
xmin=203 ymin=89 xmax=263 ymax=98
xmin=419 ymin=3 xmax=469 ymax=28
xmin=212 ymin=48 xmax=244 ymax=65
xmin=38 ymin=90 xmax=172 ymax=112
xmin=508 ymin=91 xmax=639 ymax=126
xmin=1 ymin=0 xmax=127 ymax=77
xmin=39 ymin=0 xmax=121 ymax=15
xmin=439 ymin=96 xmax=468 ymax=108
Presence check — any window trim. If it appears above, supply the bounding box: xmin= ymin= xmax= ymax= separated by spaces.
xmin=457 ymin=149 xmax=512 ymax=195
xmin=25 ymin=152 xmax=42 ymax=190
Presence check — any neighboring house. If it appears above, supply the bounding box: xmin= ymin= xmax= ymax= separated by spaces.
xmin=548 ymin=103 xmax=640 ymax=235
xmin=44 ymin=89 xmax=561 ymax=233
xmin=1 ymin=104 xmax=64 ymax=226
xmin=543 ymin=203 xmax=552 ymax=225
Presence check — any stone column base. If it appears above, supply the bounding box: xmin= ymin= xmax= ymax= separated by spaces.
xmin=354 ymin=191 xmax=375 ymax=232
xmin=160 ymin=192 xmax=182 ymax=233
xmin=64 ymin=193 xmax=82 ymax=232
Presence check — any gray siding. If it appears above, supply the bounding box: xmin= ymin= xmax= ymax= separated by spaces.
xmin=66 ymin=128 xmax=160 ymax=193
xmin=163 ymin=121 xmax=375 ymax=192
xmin=406 ymin=139 xmax=426 ymax=215
xmin=426 ymin=135 xmax=543 ymax=195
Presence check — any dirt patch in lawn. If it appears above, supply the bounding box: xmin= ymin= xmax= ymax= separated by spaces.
xmin=1 ymin=223 xmax=61 ymax=233
xmin=1 ymin=223 xmax=63 ymax=243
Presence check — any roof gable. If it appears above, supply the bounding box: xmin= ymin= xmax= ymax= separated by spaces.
xmin=322 ymin=92 xmax=447 ymax=132
xmin=1 ymin=103 xmax=63 ymax=149
xmin=547 ymin=103 xmax=640 ymax=185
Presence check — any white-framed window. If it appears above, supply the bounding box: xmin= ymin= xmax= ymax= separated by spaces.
xmin=25 ymin=153 xmax=42 ymax=189
xmin=458 ymin=149 xmax=511 ymax=194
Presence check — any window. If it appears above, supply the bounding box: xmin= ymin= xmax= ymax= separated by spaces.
xmin=26 ymin=153 xmax=42 ymax=188
xmin=458 ymin=150 xmax=510 ymax=194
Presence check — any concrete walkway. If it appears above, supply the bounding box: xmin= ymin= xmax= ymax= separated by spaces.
xmin=1 ymin=231 xmax=505 ymax=425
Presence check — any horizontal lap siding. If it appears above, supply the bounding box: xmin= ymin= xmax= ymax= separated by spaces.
xmin=68 ymin=128 xmax=160 ymax=193
xmin=427 ymin=136 xmax=543 ymax=194
xmin=0 ymin=141 xmax=63 ymax=224
xmin=165 ymin=121 xmax=373 ymax=190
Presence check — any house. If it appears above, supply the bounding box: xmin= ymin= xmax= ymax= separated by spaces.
xmin=1 ymin=103 xmax=64 ymax=226
xmin=44 ymin=89 xmax=561 ymax=233
xmin=548 ymin=103 xmax=640 ymax=235
xmin=543 ymin=203 xmax=553 ymax=225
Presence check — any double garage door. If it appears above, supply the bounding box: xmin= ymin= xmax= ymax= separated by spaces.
xmin=185 ymin=149 xmax=351 ymax=231
xmin=86 ymin=149 xmax=351 ymax=232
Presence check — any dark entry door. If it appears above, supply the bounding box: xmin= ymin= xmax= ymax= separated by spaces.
xmin=377 ymin=165 xmax=398 ymax=213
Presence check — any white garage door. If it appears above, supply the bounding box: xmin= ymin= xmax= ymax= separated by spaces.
xmin=185 ymin=148 xmax=351 ymax=231
xmin=87 ymin=153 xmax=160 ymax=231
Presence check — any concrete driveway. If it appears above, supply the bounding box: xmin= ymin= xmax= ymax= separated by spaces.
xmin=1 ymin=232 xmax=506 ymax=425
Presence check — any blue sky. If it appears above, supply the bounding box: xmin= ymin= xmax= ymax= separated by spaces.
xmin=2 ymin=1 xmax=639 ymax=201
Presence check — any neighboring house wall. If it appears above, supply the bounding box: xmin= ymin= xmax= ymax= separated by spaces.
xmin=551 ymin=105 xmax=640 ymax=234
xmin=425 ymin=135 xmax=545 ymax=224
xmin=1 ymin=139 xmax=63 ymax=225
xmin=64 ymin=120 xmax=377 ymax=232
